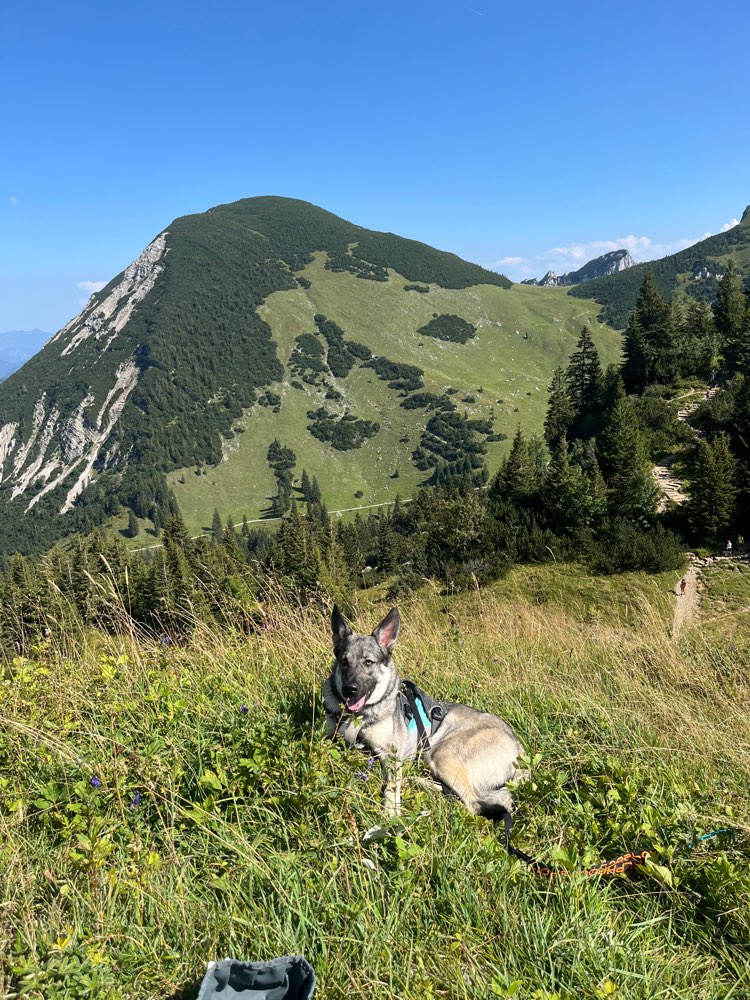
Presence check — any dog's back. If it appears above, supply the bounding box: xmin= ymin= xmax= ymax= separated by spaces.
xmin=426 ymin=703 xmax=526 ymax=819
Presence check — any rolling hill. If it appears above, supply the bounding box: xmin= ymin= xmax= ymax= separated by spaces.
xmin=0 ymin=197 xmax=622 ymax=554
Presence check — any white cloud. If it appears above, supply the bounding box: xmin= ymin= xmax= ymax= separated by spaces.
xmin=9 ymin=196 xmax=17 ymax=207
xmin=77 ymin=280 xmax=106 ymax=296
xmin=494 ymin=217 xmax=741 ymax=283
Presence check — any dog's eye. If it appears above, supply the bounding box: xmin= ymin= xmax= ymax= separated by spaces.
xmin=339 ymin=656 xmax=348 ymax=666
xmin=364 ymin=658 xmax=374 ymax=667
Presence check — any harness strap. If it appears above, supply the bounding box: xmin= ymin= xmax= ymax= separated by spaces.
xmin=402 ymin=682 xmax=432 ymax=755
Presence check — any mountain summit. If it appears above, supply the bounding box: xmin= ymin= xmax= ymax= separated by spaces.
xmin=522 ymin=249 xmax=635 ymax=287
xmin=0 ymin=196 xmax=618 ymax=555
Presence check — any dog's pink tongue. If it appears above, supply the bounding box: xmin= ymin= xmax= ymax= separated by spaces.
xmin=346 ymin=694 xmax=367 ymax=713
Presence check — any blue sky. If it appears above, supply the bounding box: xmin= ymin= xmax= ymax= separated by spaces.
xmin=2 ymin=0 xmax=749 ymax=332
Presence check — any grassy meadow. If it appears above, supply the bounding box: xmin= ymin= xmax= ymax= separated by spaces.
xmin=1 ymin=564 xmax=749 ymax=999
xmin=169 ymin=257 xmax=620 ymax=533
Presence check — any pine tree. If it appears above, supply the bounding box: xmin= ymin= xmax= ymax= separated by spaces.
xmin=686 ymin=435 xmax=738 ymax=542
xmin=211 ymin=508 xmax=223 ymax=542
xmin=241 ymin=514 xmax=250 ymax=538
xmin=544 ymin=367 xmax=574 ymax=450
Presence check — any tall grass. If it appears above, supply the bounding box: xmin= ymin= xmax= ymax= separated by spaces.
xmin=1 ymin=568 xmax=748 ymax=998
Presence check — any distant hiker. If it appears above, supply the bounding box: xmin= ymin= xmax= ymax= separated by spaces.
xmin=725 ymin=539 xmax=733 ymax=555
xmin=680 ymin=578 xmax=687 ymax=596
xmin=737 ymin=534 xmax=745 ymax=552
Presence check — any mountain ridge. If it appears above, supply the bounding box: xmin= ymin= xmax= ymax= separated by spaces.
xmin=570 ymin=208 xmax=750 ymax=327
xmin=522 ymin=249 xmax=635 ymax=288
xmin=0 ymin=196 xmax=619 ymax=555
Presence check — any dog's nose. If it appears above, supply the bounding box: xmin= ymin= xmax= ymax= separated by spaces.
xmin=343 ymin=681 xmax=359 ymax=698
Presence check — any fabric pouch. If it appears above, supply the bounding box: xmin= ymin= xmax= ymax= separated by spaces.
xmin=196 ymin=956 xmax=316 ymax=999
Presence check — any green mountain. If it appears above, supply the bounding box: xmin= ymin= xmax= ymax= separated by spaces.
xmin=570 ymin=207 xmax=750 ymax=327
xmin=0 ymin=196 xmax=621 ymax=554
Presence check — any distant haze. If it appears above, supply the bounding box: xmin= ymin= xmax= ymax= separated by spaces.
xmin=0 ymin=330 xmax=51 ymax=380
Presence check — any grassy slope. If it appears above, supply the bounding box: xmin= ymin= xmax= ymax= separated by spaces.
xmin=170 ymin=256 xmax=620 ymax=532
xmin=2 ymin=565 xmax=749 ymax=998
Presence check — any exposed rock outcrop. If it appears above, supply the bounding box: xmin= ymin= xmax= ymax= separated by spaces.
xmin=525 ymin=249 xmax=635 ymax=287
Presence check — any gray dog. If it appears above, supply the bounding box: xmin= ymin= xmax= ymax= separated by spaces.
xmin=323 ymin=605 xmax=526 ymax=817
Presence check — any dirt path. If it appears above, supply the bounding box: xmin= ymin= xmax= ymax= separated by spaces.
xmin=672 ymin=559 xmax=703 ymax=639
xmin=652 ymin=391 xmax=714 ymax=513
xmin=671 ymin=552 xmax=745 ymax=639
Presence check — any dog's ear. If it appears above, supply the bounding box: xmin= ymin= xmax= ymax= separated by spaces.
xmin=373 ymin=607 xmax=400 ymax=654
xmin=331 ymin=604 xmax=352 ymax=651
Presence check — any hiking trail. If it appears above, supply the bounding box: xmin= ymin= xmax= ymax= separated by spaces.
xmin=652 ymin=390 xmax=715 ymax=513
xmin=672 ymin=551 xmax=745 ymax=639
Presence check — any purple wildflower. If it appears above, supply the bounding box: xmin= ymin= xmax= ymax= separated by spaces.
xmin=129 ymin=792 xmax=141 ymax=808
xmin=367 ymin=756 xmax=376 ymax=769
xmin=240 ymin=704 xmax=249 ymax=716
xmin=160 ymin=635 xmax=171 ymax=644
xmin=90 ymin=776 xmax=101 ymax=788
xmin=355 ymin=771 xmax=369 ymax=781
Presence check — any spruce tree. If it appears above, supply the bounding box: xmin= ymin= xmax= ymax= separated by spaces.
xmin=622 ymin=272 xmax=669 ymax=390
xmin=544 ymin=367 xmax=574 ymax=450
xmin=300 ymin=469 xmax=312 ymax=503
xmin=682 ymin=300 xmax=718 ymax=377
xmin=211 ymin=508 xmax=223 ymax=542
xmin=127 ymin=509 xmax=140 ymax=538
xmin=489 ymin=428 xmax=537 ymax=504
xmin=686 ymin=435 xmax=738 ymax=542
xmin=715 ymin=261 xmax=748 ymax=372
xmin=565 ymin=326 xmax=602 ymax=432
xmin=541 ymin=439 xmax=588 ymax=534
xmin=598 ymin=395 xmax=659 ymax=523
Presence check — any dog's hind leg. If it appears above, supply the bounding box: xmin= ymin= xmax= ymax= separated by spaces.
xmin=429 ymin=759 xmax=485 ymax=816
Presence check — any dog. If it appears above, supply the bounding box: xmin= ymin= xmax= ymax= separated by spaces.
xmin=323 ymin=605 xmax=527 ymax=818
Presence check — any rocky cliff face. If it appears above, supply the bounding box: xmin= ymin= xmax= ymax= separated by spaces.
xmin=523 ymin=249 xmax=635 ymax=287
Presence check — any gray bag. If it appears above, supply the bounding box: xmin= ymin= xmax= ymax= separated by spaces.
xmin=196 ymin=956 xmax=316 ymax=999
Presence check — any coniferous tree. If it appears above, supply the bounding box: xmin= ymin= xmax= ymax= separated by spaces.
xmin=682 ymin=300 xmax=718 ymax=378
xmin=211 ymin=508 xmax=223 ymax=542
xmin=541 ymin=438 xmax=588 ymax=534
xmin=300 ymin=469 xmax=312 ymax=503
xmin=241 ymin=514 xmax=250 ymax=538
xmin=686 ymin=435 xmax=738 ymax=542
xmin=715 ymin=261 xmax=748 ymax=372
xmin=489 ymin=428 xmax=537 ymax=504
xmin=622 ymin=272 xmax=669 ymax=391
xmin=127 ymin=509 xmax=140 ymax=538
xmin=273 ymin=502 xmax=320 ymax=596
xmin=565 ymin=326 xmax=602 ymax=433
xmin=544 ymin=367 xmax=574 ymax=450
xmin=598 ymin=395 xmax=659 ymax=523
